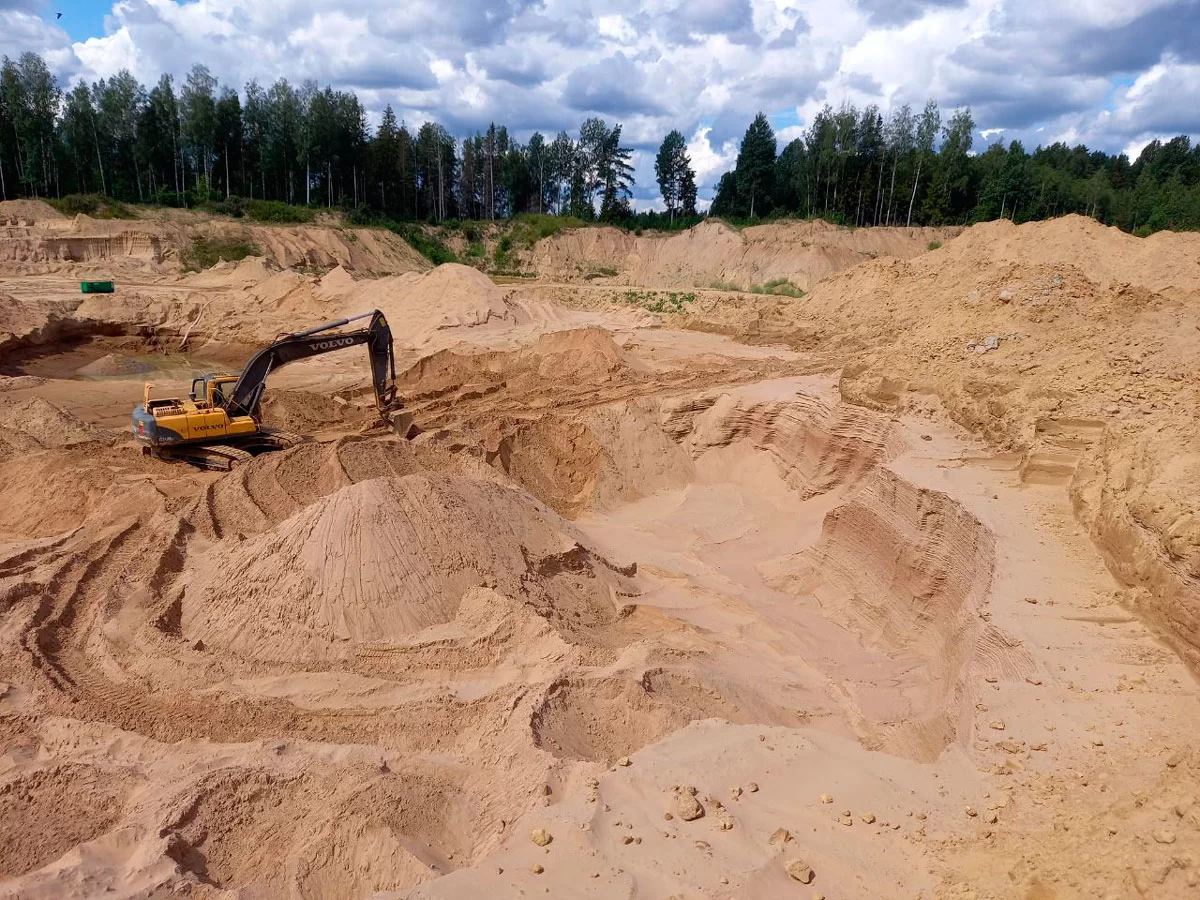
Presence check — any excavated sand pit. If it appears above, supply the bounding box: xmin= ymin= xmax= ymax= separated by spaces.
xmin=0 ymin=215 xmax=1198 ymax=899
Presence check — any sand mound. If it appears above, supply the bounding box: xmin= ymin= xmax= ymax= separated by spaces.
xmin=400 ymin=326 xmax=641 ymax=396
xmin=339 ymin=263 xmax=511 ymax=348
xmin=942 ymin=214 xmax=1200 ymax=301
xmin=529 ymin=218 xmax=955 ymax=289
xmin=0 ymin=199 xmax=64 ymax=225
xmin=74 ymin=353 xmax=155 ymax=377
xmin=316 ymin=263 xmax=355 ymax=298
xmin=531 ymin=671 xmax=768 ymax=763
xmin=182 ymin=473 xmax=633 ymax=662
xmin=0 ymin=291 xmax=83 ymax=353
xmin=257 ymin=388 xmax=369 ymax=434
xmin=0 ymin=207 xmax=428 ymax=278
xmin=186 ymin=437 xmax=429 ymax=539
xmin=184 ymin=254 xmax=279 ymax=288
xmin=0 ymin=397 xmax=106 ymax=458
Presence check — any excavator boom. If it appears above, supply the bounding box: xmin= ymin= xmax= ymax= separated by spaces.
xmin=228 ymin=309 xmax=398 ymax=418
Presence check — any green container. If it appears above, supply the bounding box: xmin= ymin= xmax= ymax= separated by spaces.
xmin=81 ymin=281 xmax=114 ymax=294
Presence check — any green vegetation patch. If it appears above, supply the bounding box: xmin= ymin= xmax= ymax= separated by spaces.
xmin=748 ymin=277 xmax=805 ymax=298
xmin=47 ymin=194 xmax=136 ymax=219
xmin=926 ymin=240 xmax=943 ymax=251
xmin=397 ymin=224 xmax=457 ymax=265
xmin=184 ymin=236 xmax=261 ymax=271
xmin=508 ymin=213 xmax=587 ymax=247
xmin=243 ymin=200 xmax=316 ymax=224
xmin=583 ymin=265 xmax=618 ymax=279
xmin=621 ymin=289 xmax=697 ymax=314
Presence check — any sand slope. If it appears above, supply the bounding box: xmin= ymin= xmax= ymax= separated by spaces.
xmin=530 ymin=218 xmax=956 ymax=289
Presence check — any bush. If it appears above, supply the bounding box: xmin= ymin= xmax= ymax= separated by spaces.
xmin=621 ymin=289 xmax=696 ymax=313
xmin=926 ymin=240 xmax=943 ymax=251
xmin=243 ymin=200 xmax=316 ymax=224
xmin=207 ymin=196 xmax=245 ymax=218
xmin=149 ymin=190 xmax=188 ymax=208
xmin=344 ymin=206 xmax=385 ymax=227
xmin=47 ymin=194 xmax=136 ymax=219
xmin=509 ymin=213 xmax=586 ymax=247
xmin=389 ymin=223 xmax=456 ymax=265
xmin=184 ymin=236 xmax=261 ymax=270
xmin=748 ymin=277 xmax=805 ymax=298
xmin=465 ymin=242 xmax=485 ymax=259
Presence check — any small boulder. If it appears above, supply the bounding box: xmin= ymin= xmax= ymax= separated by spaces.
xmin=675 ymin=792 xmax=705 ymax=822
xmin=531 ymin=828 xmax=552 ymax=847
xmin=785 ymin=859 xmax=815 ymax=884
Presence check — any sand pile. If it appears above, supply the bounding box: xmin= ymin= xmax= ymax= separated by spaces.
xmin=529 ymin=218 xmax=955 ymax=289
xmin=335 ymin=263 xmax=512 ymax=348
xmin=242 ymin=221 xmax=429 ymax=275
xmin=0 ymin=199 xmax=64 ymax=225
xmin=943 ymin=214 xmax=1200 ymax=301
xmin=767 ymin=467 xmax=1006 ymax=761
xmin=400 ymin=326 xmax=641 ymax=393
xmin=73 ymin=353 xmax=155 ymax=377
xmin=316 ymin=263 xmax=356 ymax=298
xmin=0 ymin=291 xmax=82 ymax=353
xmin=182 ymin=254 xmax=279 ymax=288
xmin=0 ymin=396 xmax=107 ymax=458
xmin=182 ymin=473 xmax=632 ymax=662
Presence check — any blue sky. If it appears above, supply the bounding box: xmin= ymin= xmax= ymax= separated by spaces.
xmin=3 ymin=0 xmax=1199 ymax=210
xmin=45 ymin=0 xmax=107 ymax=42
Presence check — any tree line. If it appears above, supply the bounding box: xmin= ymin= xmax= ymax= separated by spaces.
xmin=3 ymin=50 xmax=1196 ymax=234
xmin=0 ymin=51 xmax=703 ymax=224
xmin=713 ymin=105 xmax=1200 ymax=234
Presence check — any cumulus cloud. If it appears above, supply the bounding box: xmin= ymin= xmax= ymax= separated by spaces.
xmin=6 ymin=0 xmax=1199 ymax=207
xmin=1 ymin=6 xmax=69 ymax=60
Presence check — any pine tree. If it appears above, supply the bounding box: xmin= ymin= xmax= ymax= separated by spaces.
xmin=736 ymin=112 xmax=776 ymax=218
xmin=680 ymin=165 xmax=697 ymax=216
xmin=655 ymin=129 xmax=694 ymax=222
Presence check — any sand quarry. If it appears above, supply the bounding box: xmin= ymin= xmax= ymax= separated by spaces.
xmin=0 ymin=202 xmax=1198 ymax=900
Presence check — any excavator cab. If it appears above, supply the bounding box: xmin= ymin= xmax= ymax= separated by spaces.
xmin=188 ymin=375 xmax=238 ymax=410
xmin=132 ymin=309 xmax=401 ymax=470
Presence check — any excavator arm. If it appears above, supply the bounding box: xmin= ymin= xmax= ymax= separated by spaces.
xmin=225 ymin=309 xmax=398 ymax=419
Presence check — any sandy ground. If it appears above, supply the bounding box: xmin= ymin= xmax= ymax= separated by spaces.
xmin=0 ymin=207 xmax=1197 ymax=899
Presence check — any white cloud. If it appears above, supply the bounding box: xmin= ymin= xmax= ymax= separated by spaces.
xmin=4 ymin=0 xmax=1197 ymax=203
xmin=687 ymin=125 xmax=739 ymax=187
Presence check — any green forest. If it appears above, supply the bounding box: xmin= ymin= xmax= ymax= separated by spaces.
xmin=2 ymin=51 xmax=1198 ymax=235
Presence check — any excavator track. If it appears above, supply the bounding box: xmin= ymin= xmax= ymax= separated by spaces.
xmin=257 ymin=429 xmax=304 ymax=450
xmin=156 ymin=444 xmax=255 ymax=472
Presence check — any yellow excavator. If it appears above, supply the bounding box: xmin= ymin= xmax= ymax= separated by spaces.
xmin=132 ymin=309 xmax=408 ymax=470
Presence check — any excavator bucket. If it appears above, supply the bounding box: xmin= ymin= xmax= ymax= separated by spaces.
xmin=387 ymin=409 xmax=415 ymax=438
